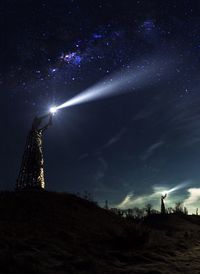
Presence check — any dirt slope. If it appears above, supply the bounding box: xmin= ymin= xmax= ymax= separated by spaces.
xmin=0 ymin=191 xmax=200 ymax=274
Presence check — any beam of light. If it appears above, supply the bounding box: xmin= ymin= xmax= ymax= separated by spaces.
xmin=161 ymin=182 xmax=189 ymax=196
xmin=53 ymin=56 xmax=172 ymax=111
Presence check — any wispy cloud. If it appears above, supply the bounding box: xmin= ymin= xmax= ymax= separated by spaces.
xmin=164 ymin=90 xmax=200 ymax=146
xmin=133 ymin=86 xmax=200 ymax=148
xmin=78 ymin=153 xmax=89 ymax=161
xmin=141 ymin=140 xmax=165 ymax=160
xmin=100 ymin=127 xmax=127 ymax=150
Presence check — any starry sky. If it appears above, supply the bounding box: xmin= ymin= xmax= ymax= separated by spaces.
xmin=3 ymin=0 xmax=200 ymax=213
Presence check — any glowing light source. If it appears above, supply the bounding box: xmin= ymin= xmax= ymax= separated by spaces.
xmin=49 ymin=106 xmax=57 ymax=114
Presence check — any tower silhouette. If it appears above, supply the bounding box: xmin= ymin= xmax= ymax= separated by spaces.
xmin=16 ymin=113 xmax=52 ymax=190
xmin=161 ymin=194 xmax=167 ymax=214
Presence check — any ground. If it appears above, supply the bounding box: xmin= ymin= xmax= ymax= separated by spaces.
xmin=0 ymin=191 xmax=200 ymax=274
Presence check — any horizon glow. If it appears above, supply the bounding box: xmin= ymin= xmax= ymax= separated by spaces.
xmin=117 ymin=182 xmax=190 ymax=210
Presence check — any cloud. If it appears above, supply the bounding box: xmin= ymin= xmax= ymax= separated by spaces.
xmin=164 ymin=90 xmax=200 ymax=147
xmin=141 ymin=140 xmax=165 ymax=160
xmin=78 ymin=153 xmax=89 ymax=161
xmin=100 ymin=127 xmax=127 ymax=150
xmin=184 ymin=188 xmax=200 ymax=213
xmin=133 ymin=85 xmax=200 ymax=148
xmin=117 ymin=186 xmax=166 ymax=209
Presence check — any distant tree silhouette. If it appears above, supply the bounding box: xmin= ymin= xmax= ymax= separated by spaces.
xmin=174 ymin=201 xmax=184 ymax=214
xmin=151 ymin=209 xmax=159 ymax=215
xmin=110 ymin=208 xmax=124 ymax=217
xmin=134 ymin=207 xmax=145 ymax=219
xmin=124 ymin=208 xmax=133 ymax=218
xmin=183 ymin=206 xmax=188 ymax=215
xmin=145 ymin=203 xmax=153 ymax=216
xmin=166 ymin=207 xmax=173 ymax=214
xmin=110 ymin=207 xmax=146 ymax=219
xmin=83 ymin=191 xmax=92 ymax=201
xmin=117 ymin=209 xmax=124 ymax=217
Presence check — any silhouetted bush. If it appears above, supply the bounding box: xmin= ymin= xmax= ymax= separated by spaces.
xmin=145 ymin=203 xmax=153 ymax=216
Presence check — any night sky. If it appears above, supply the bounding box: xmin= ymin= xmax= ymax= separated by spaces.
xmin=3 ymin=0 xmax=200 ymax=212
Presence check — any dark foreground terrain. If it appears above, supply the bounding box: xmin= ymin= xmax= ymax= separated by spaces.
xmin=0 ymin=191 xmax=200 ymax=274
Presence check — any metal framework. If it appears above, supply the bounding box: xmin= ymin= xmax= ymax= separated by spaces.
xmin=16 ymin=114 xmax=52 ymax=191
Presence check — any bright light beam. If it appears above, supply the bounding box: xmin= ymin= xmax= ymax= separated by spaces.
xmin=54 ymin=56 xmax=172 ymax=111
xmin=161 ymin=182 xmax=189 ymax=196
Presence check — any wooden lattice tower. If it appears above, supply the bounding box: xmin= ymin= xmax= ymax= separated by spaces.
xmin=16 ymin=114 xmax=52 ymax=191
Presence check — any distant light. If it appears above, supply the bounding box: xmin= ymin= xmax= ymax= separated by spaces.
xmin=50 ymin=106 xmax=57 ymax=114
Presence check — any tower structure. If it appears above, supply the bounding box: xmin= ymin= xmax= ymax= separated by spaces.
xmin=16 ymin=113 xmax=52 ymax=190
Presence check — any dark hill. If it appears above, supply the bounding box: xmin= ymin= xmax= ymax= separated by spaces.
xmin=1 ymin=191 xmax=200 ymax=274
